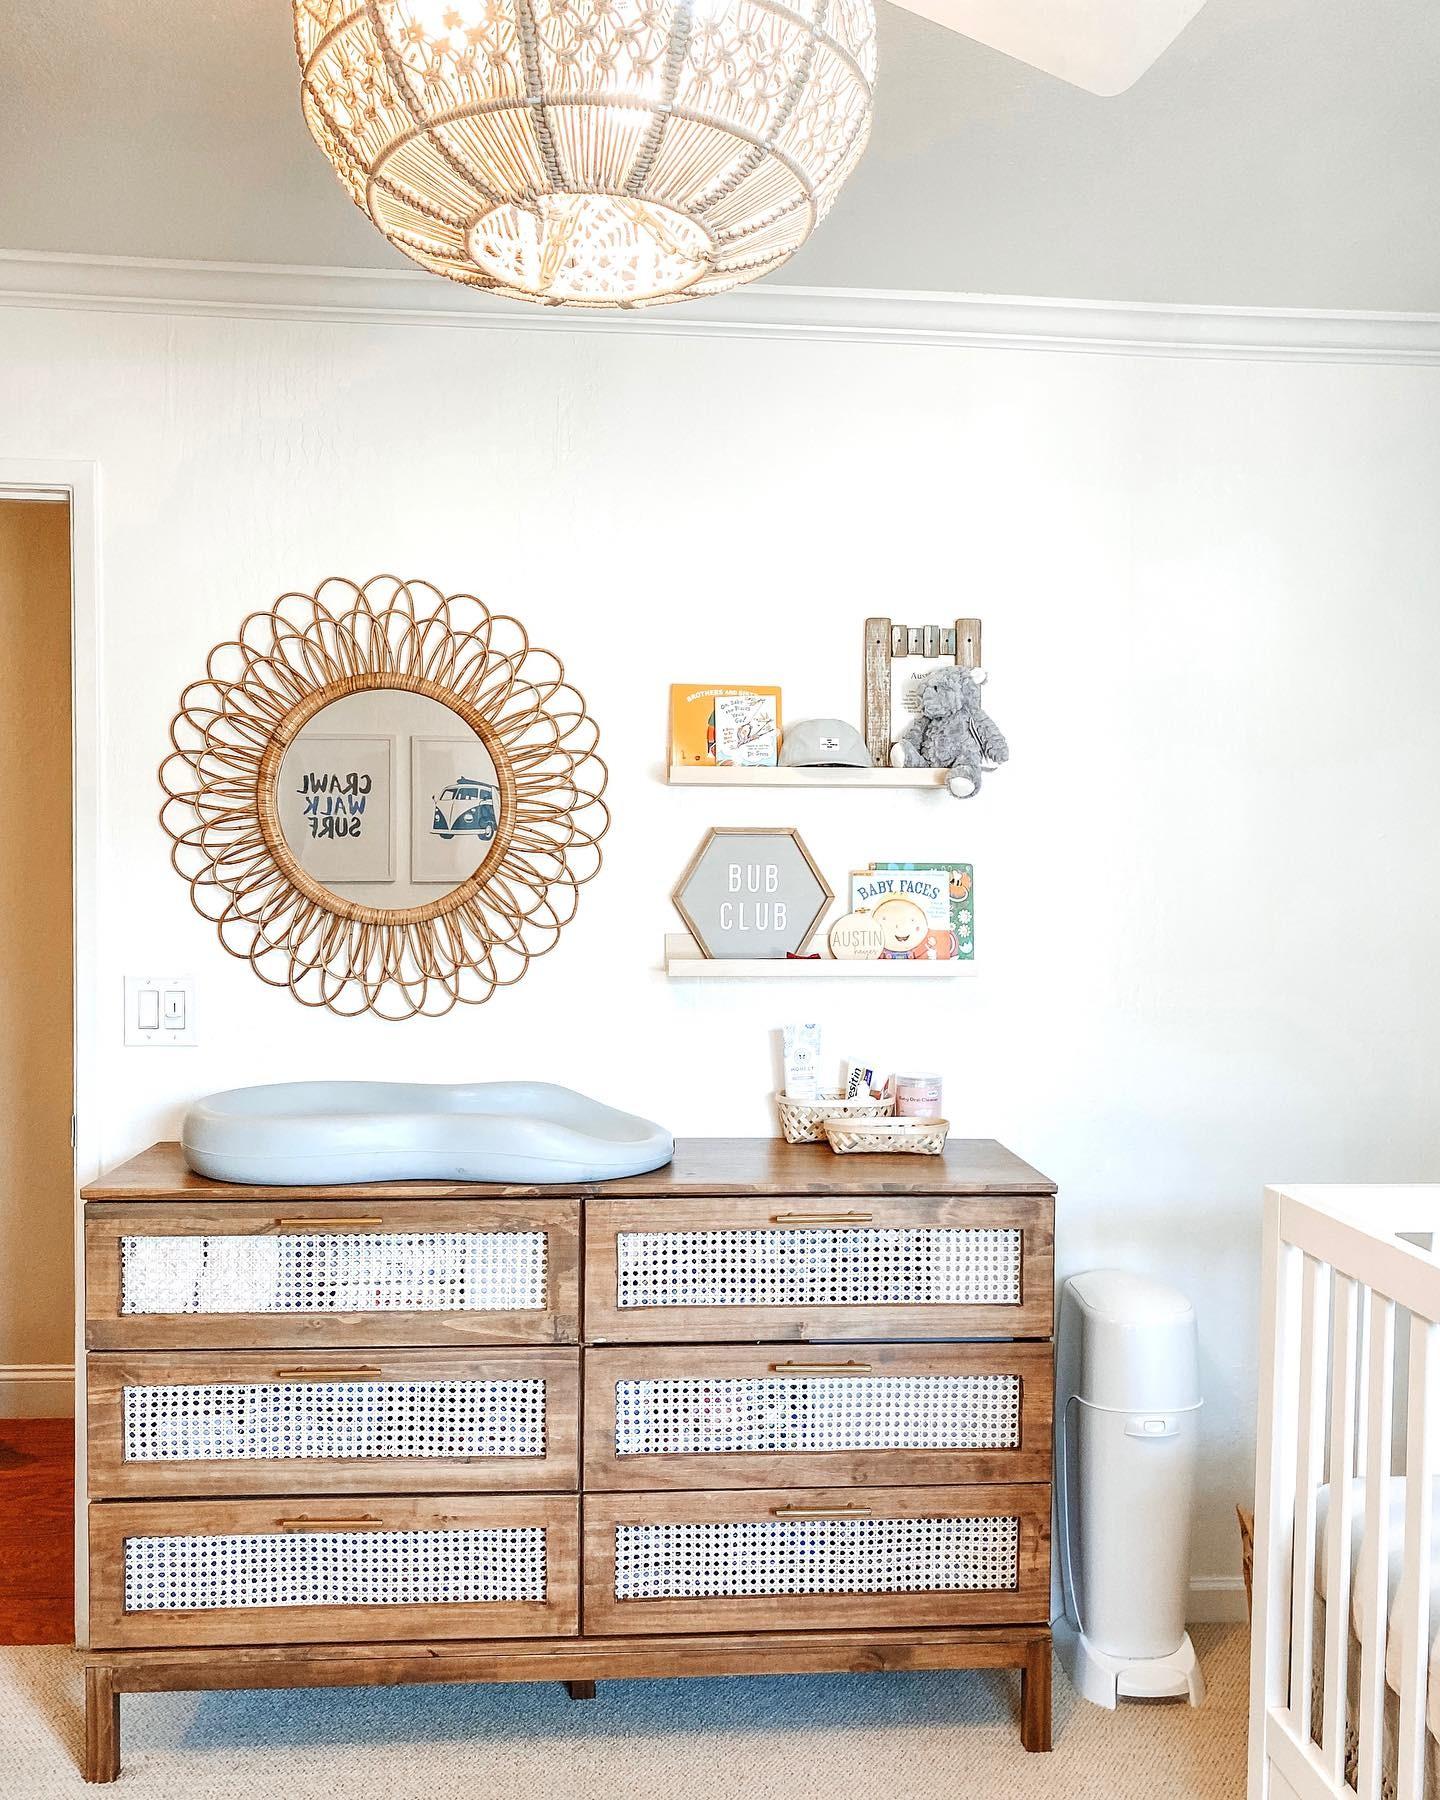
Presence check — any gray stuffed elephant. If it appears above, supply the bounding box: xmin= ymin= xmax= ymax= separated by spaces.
xmin=892 ymin=666 xmax=1009 ymax=799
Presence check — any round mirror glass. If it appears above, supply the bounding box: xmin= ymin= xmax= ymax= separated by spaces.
xmin=273 ymin=688 xmax=504 ymax=915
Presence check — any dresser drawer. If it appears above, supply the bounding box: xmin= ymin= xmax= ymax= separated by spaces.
xmin=88 ymin=1494 xmax=579 ymax=1648
xmin=584 ymin=1343 xmax=1052 ymax=1491
xmin=584 ymin=1196 xmax=1053 ymax=1342
xmin=88 ymin=1349 xmax=579 ymax=1498
xmin=85 ymin=1200 xmax=580 ymax=1350
xmin=583 ymin=1484 xmax=1050 ymax=1636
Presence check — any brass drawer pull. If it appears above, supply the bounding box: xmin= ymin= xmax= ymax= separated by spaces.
xmin=769 ymin=1211 xmax=874 ymax=1226
xmin=271 ymin=1366 xmax=384 ymax=1380
xmin=271 ymin=1217 xmax=386 ymax=1229
xmin=768 ymin=1361 xmax=873 ymax=1375
xmin=770 ymin=1504 xmax=873 ymax=1519
xmin=274 ymin=1514 xmax=384 ymax=1531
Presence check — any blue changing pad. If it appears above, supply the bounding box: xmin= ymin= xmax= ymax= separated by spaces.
xmin=181 ymin=1081 xmax=674 ymax=1186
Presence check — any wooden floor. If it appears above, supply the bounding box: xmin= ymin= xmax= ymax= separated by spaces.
xmin=0 ymin=1417 xmax=73 ymax=1645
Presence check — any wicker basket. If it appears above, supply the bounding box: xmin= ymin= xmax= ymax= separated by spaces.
xmin=823 ymin=1117 xmax=950 ymax=1156
xmin=775 ymin=1090 xmax=894 ymax=1145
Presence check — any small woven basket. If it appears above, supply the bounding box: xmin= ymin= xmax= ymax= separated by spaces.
xmin=775 ymin=1090 xmax=894 ymax=1145
xmin=823 ymin=1117 xmax=950 ymax=1156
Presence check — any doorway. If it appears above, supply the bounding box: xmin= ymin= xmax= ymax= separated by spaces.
xmin=0 ymin=494 xmax=76 ymax=1645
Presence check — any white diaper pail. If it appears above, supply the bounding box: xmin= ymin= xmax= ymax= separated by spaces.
xmin=1055 ymin=1269 xmax=1205 ymax=1708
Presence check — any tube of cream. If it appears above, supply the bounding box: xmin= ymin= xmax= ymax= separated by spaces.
xmin=843 ymin=1059 xmax=889 ymax=1101
xmin=782 ymin=1023 xmax=822 ymax=1100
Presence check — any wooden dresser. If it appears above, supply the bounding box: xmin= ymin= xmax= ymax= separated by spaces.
xmin=78 ymin=1137 xmax=1057 ymax=1782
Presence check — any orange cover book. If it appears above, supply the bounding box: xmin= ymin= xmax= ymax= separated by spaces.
xmin=669 ymin=685 xmax=782 ymax=767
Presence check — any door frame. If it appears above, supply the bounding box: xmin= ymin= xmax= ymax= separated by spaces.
xmin=0 ymin=457 xmax=102 ymax=1646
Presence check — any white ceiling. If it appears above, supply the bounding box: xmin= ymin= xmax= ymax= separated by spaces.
xmin=2 ymin=0 xmax=1436 ymax=310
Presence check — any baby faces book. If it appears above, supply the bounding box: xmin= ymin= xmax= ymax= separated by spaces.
xmin=848 ymin=864 xmax=974 ymax=961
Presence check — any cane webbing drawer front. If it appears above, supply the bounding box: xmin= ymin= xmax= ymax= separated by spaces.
xmin=120 ymin=1232 xmax=545 ymax=1313
xmin=88 ymin=1350 xmax=579 ymax=1496
xmin=584 ymin=1344 xmax=1053 ymax=1490
xmin=617 ymin=1514 xmax=1016 ymax=1598
xmin=585 ymin=1196 xmax=1053 ymax=1342
xmin=583 ymin=1485 xmax=1051 ymax=1635
xmin=85 ymin=1200 xmax=581 ymax=1349
xmin=89 ymin=1495 xmax=580 ymax=1647
xmin=128 ymin=1524 xmax=544 ymax=1609
xmin=617 ymin=1227 xmax=1019 ymax=1305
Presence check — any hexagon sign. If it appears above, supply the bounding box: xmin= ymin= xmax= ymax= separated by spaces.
xmin=672 ymin=827 xmax=834 ymax=960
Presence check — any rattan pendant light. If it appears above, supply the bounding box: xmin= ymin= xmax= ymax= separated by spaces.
xmin=293 ymin=0 xmax=876 ymax=309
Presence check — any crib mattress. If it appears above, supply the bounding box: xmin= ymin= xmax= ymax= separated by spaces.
xmin=1311 ymin=1596 xmax=1439 ymax=1800
xmin=1315 ymin=1477 xmax=1440 ymax=1747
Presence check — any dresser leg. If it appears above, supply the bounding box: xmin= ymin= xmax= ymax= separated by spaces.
xmin=84 ymin=1663 xmax=121 ymax=1783
xmin=1020 ymin=1636 xmax=1053 ymax=1752
xmin=564 ymin=1680 xmax=597 ymax=1701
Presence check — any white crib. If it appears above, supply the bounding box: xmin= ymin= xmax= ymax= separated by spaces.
xmin=1250 ymin=1184 xmax=1440 ymax=1800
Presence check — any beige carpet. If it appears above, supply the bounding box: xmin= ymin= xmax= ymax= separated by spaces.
xmin=1 ymin=1625 xmax=1247 ymax=1799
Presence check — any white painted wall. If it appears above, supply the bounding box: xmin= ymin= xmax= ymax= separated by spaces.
xmin=1 ymin=289 xmax=1438 ymax=1597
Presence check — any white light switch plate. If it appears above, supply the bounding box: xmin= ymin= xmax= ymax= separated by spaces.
xmin=125 ymin=975 xmax=197 ymax=1046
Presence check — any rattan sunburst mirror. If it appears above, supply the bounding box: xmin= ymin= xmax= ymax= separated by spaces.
xmin=159 ymin=575 xmax=609 ymax=1019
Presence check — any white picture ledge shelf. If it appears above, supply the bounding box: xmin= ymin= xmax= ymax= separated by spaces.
xmin=667 ymin=765 xmax=947 ymax=788
xmin=664 ymin=933 xmax=974 ymax=979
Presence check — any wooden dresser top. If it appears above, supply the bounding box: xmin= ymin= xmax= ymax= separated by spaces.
xmin=82 ymin=1137 xmax=1056 ymax=1202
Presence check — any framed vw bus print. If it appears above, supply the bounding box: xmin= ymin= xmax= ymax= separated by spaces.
xmin=410 ymin=734 xmax=504 ymax=885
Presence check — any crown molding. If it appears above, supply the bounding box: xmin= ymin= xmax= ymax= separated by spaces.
xmin=1 ymin=249 xmax=1438 ymax=365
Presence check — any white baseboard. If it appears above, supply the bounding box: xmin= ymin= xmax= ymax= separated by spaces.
xmin=0 ymin=1363 xmax=75 ymax=1418
xmin=1188 ymin=1575 xmax=1249 ymax=1624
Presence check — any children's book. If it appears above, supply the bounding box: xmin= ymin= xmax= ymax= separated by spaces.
xmin=669 ymin=685 xmax=781 ymax=767
xmin=871 ymin=862 xmax=973 ymax=960
xmin=848 ymin=866 xmax=957 ymax=960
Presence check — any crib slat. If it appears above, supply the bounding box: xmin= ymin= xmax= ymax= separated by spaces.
xmin=1289 ymin=1254 xmax=1332 ymax=1742
xmin=1356 ymin=1294 xmax=1395 ymax=1800
xmin=1321 ymin=1273 xmax=1358 ymax=1781
xmin=1396 ymin=1315 xmax=1437 ymax=1800
xmin=1353 ymin=1285 xmax=1371 ymax=1478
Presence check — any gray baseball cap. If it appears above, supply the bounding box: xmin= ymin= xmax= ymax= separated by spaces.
xmin=779 ymin=718 xmax=874 ymax=769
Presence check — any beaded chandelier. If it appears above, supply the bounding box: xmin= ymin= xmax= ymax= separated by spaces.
xmin=292 ymin=0 xmax=876 ymax=309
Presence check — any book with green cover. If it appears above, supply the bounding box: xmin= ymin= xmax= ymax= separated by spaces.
xmin=870 ymin=862 xmax=973 ymax=960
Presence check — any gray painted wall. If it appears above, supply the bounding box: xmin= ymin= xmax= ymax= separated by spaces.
xmin=1 ymin=0 xmax=1436 ymax=308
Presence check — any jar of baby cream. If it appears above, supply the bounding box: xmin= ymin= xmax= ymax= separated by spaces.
xmin=894 ymin=1073 xmax=943 ymax=1118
